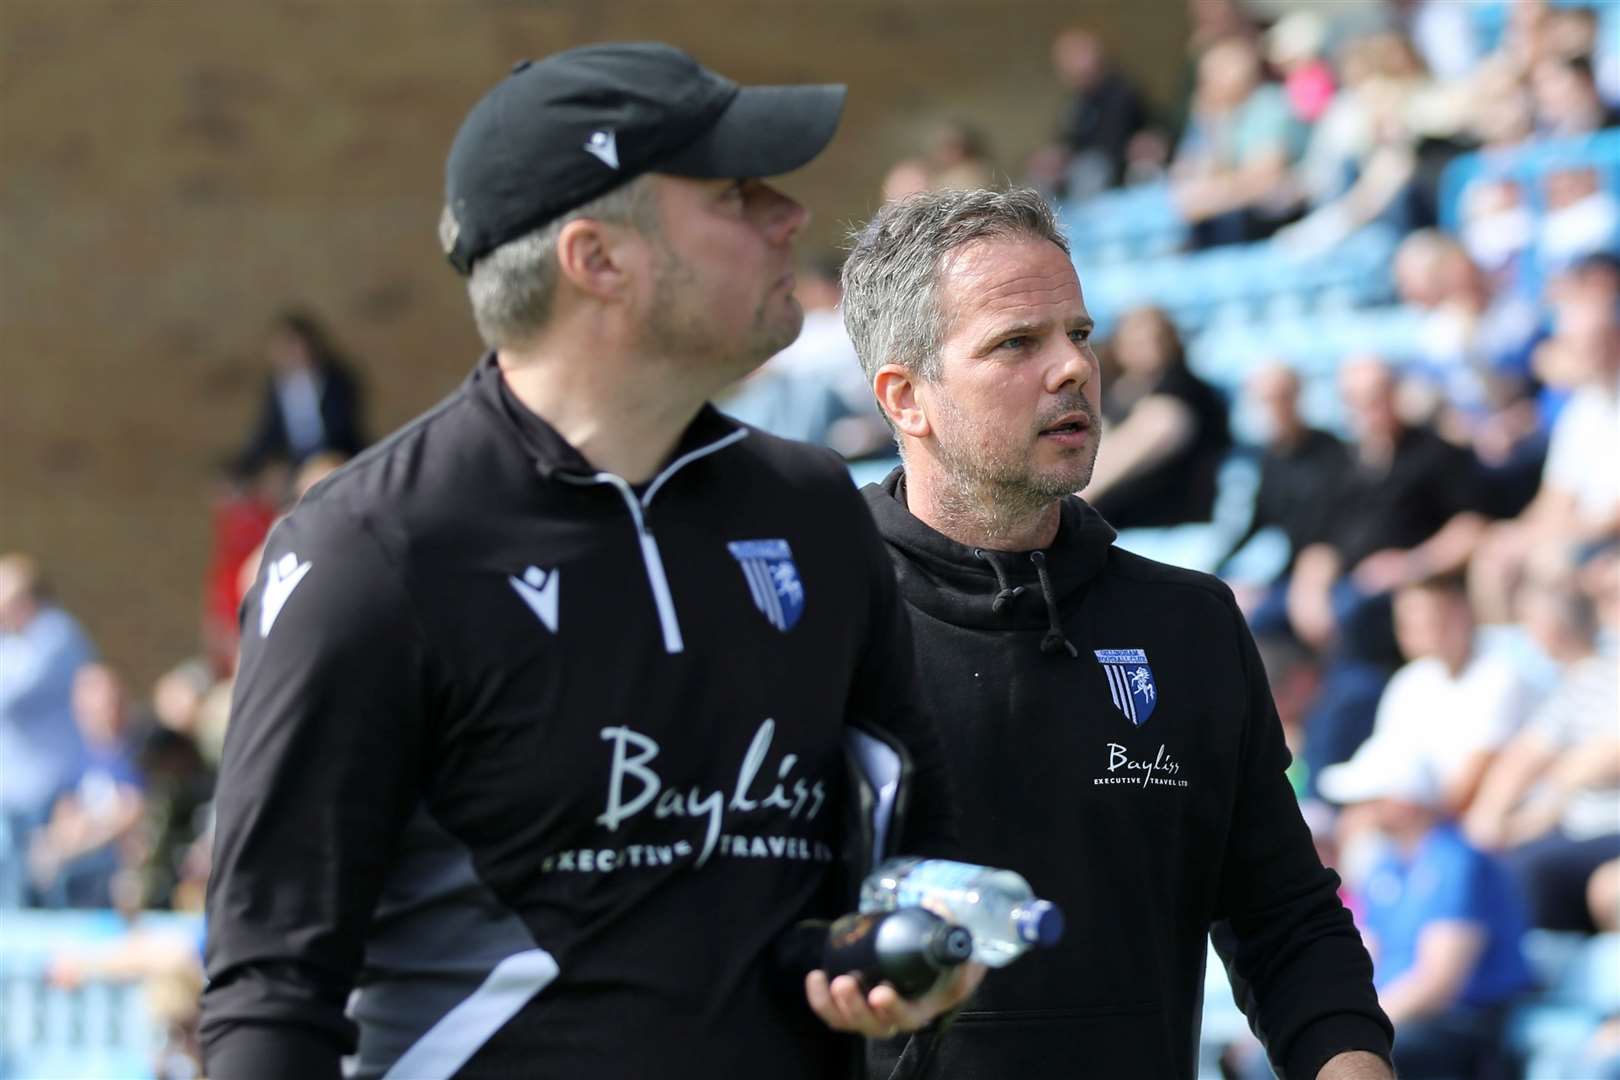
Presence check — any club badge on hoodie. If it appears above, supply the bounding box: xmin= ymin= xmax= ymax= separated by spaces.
xmin=1093 ymin=648 xmax=1157 ymax=725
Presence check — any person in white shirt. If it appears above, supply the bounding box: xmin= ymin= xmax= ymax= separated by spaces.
xmin=1361 ymin=573 xmax=1539 ymax=816
xmin=1465 ymin=573 xmax=1620 ymax=932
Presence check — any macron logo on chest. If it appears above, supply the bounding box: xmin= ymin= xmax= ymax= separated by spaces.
xmin=509 ymin=566 xmax=560 ymax=633
xmin=259 ymin=553 xmax=312 ymax=638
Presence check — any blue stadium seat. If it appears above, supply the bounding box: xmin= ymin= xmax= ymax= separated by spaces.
xmin=1511 ymin=932 xmax=1620 ymax=1079
xmin=0 ymin=910 xmax=202 ymax=1080
xmin=1062 ymin=181 xmax=1187 ymax=268
xmin=1187 ymin=305 xmax=1427 ymax=399
xmin=1078 ymin=227 xmax=1399 ymax=338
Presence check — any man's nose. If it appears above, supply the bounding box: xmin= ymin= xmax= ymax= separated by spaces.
xmin=763 ymin=185 xmax=809 ymax=244
xmin=1047 ymin=340 xmax=1095 ymax=394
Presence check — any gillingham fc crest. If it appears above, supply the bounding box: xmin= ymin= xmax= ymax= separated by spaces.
xmin=1094 ymin=649 xmax=1157 ymax=725
xmin=727 ymin=539 xmax=804 ymax=632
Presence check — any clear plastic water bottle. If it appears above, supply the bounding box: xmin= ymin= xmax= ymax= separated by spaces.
xmin=858 ymin=858 xmax=1064 ymax=968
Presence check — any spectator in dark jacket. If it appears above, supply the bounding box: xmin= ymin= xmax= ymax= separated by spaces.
xmin=1220 ymin=362 xmax=1350 ymax=635
xmin=1082 ymin=305 xmax=1231 ymax=529
xmin=1050 ymin=28 xmax=1152 ymax=197
xmin=229 ymin=310 xmax=366 ymax=477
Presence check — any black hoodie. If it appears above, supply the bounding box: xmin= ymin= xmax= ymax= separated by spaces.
xmin=864 ymin=471 xmax=1392 ymax=1080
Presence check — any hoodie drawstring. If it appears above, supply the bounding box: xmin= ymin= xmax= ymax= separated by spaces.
xmin=973 ymin=549 xmax=1026 ymax=613
xmin=1029 ymin=551 xmax=1078 ymax=658
xmin=974 ymin=549 xmax=1077 ymax=658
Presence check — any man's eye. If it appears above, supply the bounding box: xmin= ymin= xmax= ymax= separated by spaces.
xmin=1000 ymin=336 xmax=1029 ymax=350
xmin=1069 ymin=328 xmax=1092 ymax=345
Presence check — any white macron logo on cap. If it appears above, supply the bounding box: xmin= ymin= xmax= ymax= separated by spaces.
xmin=584 ymin=129 xmax=620 ymax=170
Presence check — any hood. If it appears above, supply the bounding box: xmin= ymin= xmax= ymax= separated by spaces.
xmin=862 ymin=468 xmax=1117 ymax=653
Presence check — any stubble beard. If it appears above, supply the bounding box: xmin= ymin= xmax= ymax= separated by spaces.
xmin=930 ymin=393 xmax=1101 ymax=547
xmin=639 ymin=243 xmax=800 ymax=385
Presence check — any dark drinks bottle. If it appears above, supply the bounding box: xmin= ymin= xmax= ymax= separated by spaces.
xmin=822 ymin=907 xmax=974 ymax=999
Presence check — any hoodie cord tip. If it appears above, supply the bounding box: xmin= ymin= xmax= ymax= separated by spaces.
xmin=1040 ymin=630 xmax=1080 ymax=657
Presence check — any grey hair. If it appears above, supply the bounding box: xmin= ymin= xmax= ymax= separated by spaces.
xmin=841 ymin=187 xmax=1069 ymax=385
xmin=445 ymin=176 xmax=658 ymax=350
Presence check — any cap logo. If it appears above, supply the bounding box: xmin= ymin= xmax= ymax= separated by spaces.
xmin=584 ymin=129 xmax=620 ymax=170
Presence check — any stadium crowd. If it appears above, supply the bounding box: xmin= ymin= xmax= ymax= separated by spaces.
xmin=1 ymin=1 xmax=1616 ymax=1077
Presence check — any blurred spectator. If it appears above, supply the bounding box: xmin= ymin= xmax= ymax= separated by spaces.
xmin=1255 ymin=633 xmax=1321 ymax=796
xmin=1466 ymin=573 xmax=1620 ymax=933
xmin=1538 ymin=165 xmax=1620 ymax=277
xmin=0 ymin=553 xmax=95 ymax=906
xmin=228 ymin=309 xmax=367 ymax=478
xmin=1219 ymin=362 xmax=1350 ymax=633
xmin=1396 ymin=229 xmax=1541 ymax=408
xmin=1471 ymin=256 xmax=1620 ymax=623
xmin=1594 ymin=859 xmax=1619 ymax=933
xmin=1543 ymin=4 xmax=1600 ymax=66
xmin=1289 ymin=356 xmax=1487 ymax=648
xmin=1267 ymin=12 xmax=1336 ymax=125
xmin=1278 ymin=30 xmax=1457 ymax=256
xmin=1456 ymin=178 xmax=1535 ymax=284
xmin=1502 ymin=0 xmax=1559 ymax=76
xmin=49 ymin=920 xmax=206 ymax=1079
xmin=1081 ymin=305 xmax=1231 ymax=528
xmin=1171 ymin=35 xmax=1307 ymax=248
xmin=1468 ymin=56 xmax=1538 ymax=157
xmin=201 ymin=467 xmax=280 ymax=675
xmin=1184 ymin=0 xmax=1255 ymax=66
xmin=880 ymin=158 xmax=932 ymax=203
xmin=1320 ymin=745 xmax=1533 ymax=1080
xmin=1531 ymin=54 xmax=1618 ymax=138
xmin=1582 ymin=533 xmax=1620 ymax=646
xmin=1370 ymin=573 xmax=1538 ymax=815
xmin=716 ymin=253 xmax=887 ymax=458
xmin=1401 ymin=0 xmax=1487 ymax=84
xmin=1288 ymin=357 xmax=1488 ymax=787
xmin=28 ymin=664 xmax=145 ymax=908
xmin=1038 ymin=27 xmax=1152 ymax=199
xmin=134 ymin=660 xmax=216 ymax=910
xmin=925 ymin=120 xmax=996 ymax=191
xmin=1390 ymin=229 xmax=1545 ymax=515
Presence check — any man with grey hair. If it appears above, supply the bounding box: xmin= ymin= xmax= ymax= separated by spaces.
xmin=844 ymin=188 xmax=1394 ymax=1080
xmin=202 ymin=43 xmax=974 ymax=1080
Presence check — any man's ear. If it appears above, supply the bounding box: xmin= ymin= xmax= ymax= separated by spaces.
xmin=554 ymin=218 xmax=633 ymax=303
xmin=874 ymin=364 xmax=931 ymax=439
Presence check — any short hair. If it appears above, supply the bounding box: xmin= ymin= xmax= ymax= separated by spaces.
xmin=841 ymin=187 xmax=1069 ymax=386
xmin=445 ymin=176 xmax=657 ymax=350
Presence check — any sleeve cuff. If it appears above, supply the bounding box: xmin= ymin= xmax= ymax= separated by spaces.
xmin=202 ymin=1021 xmax=344 ymax=1080
xmin=1282 ymin=1013 xmax=1393 ymax=1080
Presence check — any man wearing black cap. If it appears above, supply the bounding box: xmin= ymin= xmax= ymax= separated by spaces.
xmin=200 ymin=43 xmax=974 ymax=1080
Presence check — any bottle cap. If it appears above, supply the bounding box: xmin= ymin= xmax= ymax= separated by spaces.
xmin=932 ymin=924 xmax=974 ymax=965
xmin=1017 ymin=900 xmax=1065 ymax=947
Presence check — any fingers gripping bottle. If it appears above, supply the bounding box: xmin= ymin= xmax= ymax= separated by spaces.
xmin=859 ymin=858 xmax=1064 ymax=968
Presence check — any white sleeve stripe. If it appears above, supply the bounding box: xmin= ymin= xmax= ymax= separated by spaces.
xmin=380 ymin=947 xmax=559 ymax=1080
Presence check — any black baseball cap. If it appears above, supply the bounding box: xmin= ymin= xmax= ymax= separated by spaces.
xmin=442 ymin=42 xmax=846 ymax=274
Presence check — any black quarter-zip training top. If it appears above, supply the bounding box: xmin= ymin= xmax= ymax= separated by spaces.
xmin=864 ymin=470 xmax=1392 ymax=1080
xmin=200 ymin=356 xmax=955 ymax=1080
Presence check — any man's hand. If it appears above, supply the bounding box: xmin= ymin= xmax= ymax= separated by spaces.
xmin=1317 ymin=1049 xmax=1394 ymax=1079
xmin=804 ymin=962 xmax=985 ymax=1038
